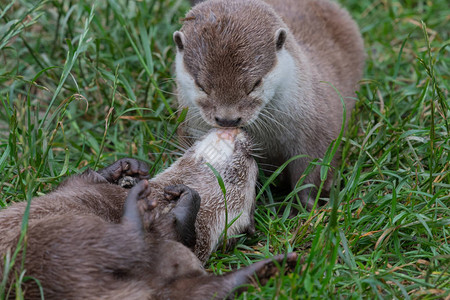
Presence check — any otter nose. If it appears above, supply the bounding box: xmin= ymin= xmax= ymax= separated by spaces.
xmin=214 ymin=117 xmax=242 ymax=128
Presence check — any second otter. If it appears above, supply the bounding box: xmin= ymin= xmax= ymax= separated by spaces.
xmin=174 ymin=0 xmax=365 ymax=208
xmin=1 ymin=165 xmax=296 ymax=299
xmin=0 ymin=129 xmax=257 ymax=266
xmin=148 ymin=128 xmax=258 ymax=263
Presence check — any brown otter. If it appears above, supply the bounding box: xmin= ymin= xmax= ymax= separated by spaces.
xmin=173 ymin=0 xmax=365 ymax=209
xmin=1 ymin=169 xmax=298 ymax=299
xmin=148 ymin=128 xmax=258 ymax=263
xmin=0 ymin=158 xmax=149 ymax=253
xmin=1 ymin=128 xmax=258 ymax=264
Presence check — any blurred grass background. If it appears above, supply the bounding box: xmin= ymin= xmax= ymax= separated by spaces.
xmin=0 ymin=0 xmax=449 ymax=298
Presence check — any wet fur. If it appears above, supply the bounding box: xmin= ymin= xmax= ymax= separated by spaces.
xmin=174 ymin=0 xmax=365 ymax=208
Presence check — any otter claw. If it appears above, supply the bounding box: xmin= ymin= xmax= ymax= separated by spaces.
xmin=98 ymin=158 xmax=150 ymax=185
xmin=164 ymin=185 xmax=201 ymax=225
xmin=164 ymin=185 xmax=200 ymax=203
xmin=163 ymin=185 xmax=184 ymax=201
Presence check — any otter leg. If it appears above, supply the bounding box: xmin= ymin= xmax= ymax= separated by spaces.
xmin=55 ymin=159 xmax=149 ymax=193
xmin=165 ymin=252 xmax=299 ymax=299
xmin=122 ymin=180 xmax=154 ymax=232
xmin=164 ymin=185 xmax=201 ymax=249
xmin=97 ymin=158 xmax=150 ymax=185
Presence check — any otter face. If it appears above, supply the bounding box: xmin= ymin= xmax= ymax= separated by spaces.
xmin=174 ymin=1 xmax=295 ymax=129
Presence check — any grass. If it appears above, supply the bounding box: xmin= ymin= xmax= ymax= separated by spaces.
xmin=0 ymin=0 xmax=449 ymax=298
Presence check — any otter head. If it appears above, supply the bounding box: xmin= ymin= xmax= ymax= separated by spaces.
xmin=173 ymin=0 xmax=295 ymax=129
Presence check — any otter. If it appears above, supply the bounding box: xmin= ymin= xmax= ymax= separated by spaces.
xmin=0 ymin=129 xmax=257 ymax=270
xmin=88 ymin=128 xmax=257 ymax=263
xmin=0 ymin=158 xmax=150 ymax=252
xmin=1 ymin=128 xmax=258 ymax=264
xmin=148 ymin=128 xmax=258 ymax=263
xmin=1 ymin=168 xmax=298 ymax=299
xmin=173 ymin=0 xmax=365 ymax=209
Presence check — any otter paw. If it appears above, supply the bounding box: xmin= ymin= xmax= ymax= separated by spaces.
xmin=98 ymin=158 xmax=150 ymax=186
xmin=130 ymin=180 xmax=152 ymax=200
xmin=164 ymin=185 xmax=201 ymax=249
xmin=164 ymin=185 xmax=200 ymax=204
xmin=138 ymin=188 xmax=160 ymax=230
xmin=253 ymin=252 xmax=298 ymax=286
xmin=164 ymin=185 xmax=201 ymax=220
xmin=122 ymin=180 xmax=153 ymax=227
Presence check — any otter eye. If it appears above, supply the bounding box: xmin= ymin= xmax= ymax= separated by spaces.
xmin=195 ymin=81 xmax=207 ymax=94
xmin=249 ymin=79 xmax=262 ymax=94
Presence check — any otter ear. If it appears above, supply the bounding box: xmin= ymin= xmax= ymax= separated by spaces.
xmin=173 ymin=31 xmax=186 ymax=51
xmin=275 ymin=28 xmax=287 ymax=50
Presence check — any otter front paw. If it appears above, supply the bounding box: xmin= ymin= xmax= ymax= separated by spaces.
xmin=98 ymin=158 xmax=150 ymax=186
xmin=164 ymin=185 xmax=201 ymax=249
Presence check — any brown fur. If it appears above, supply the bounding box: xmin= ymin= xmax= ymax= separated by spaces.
xmin=1 ymin=171 xmax=297 ymax=299
xmin=148 ymin=128 xmax=258 ymax=263
xmin=0 ymin=129 xmax=269 ymax=298
xmin=174 ymin=0 xmax=365 ymax=208
xmin=1 ymin=129 xmax=258 ymax=265
xmin=0 ymin=170 xmax=128 ymax=256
